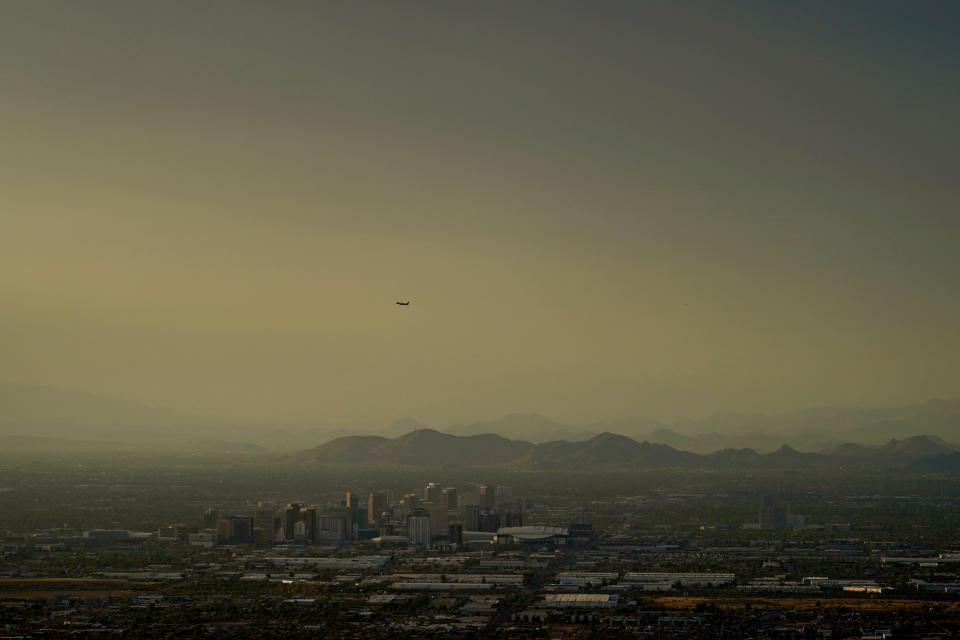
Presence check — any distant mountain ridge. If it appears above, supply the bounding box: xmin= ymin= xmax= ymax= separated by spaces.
xmin=443 ymin=413 xmax=597 ymax=443
xmin=821 ymin=435 xmax=957 ymax=460
xmin=2 ymin=381 xmax=958 ymax=455
xmin=296 ymin=431 xmax=959 ymax=471
xmin=300 ymin=429 xmax=534 ymax=468
xmin=391 ymin=401 xmax=960 ymax=453
xmin=526 ymin=432 xmax=700 ymax=470
xmin=0 ymin=381 xmax=198 ymax=432
xmin=0 ymin=382 xmax=289 ymax=454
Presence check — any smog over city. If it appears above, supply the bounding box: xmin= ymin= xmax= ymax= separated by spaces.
xmin=2 ymin=2 xmax=959 ymax=638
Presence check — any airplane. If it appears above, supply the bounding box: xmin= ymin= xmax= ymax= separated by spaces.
xmin=396 ymin=301 xmax=411 ymax=306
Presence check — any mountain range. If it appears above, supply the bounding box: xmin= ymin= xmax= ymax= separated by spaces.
xmin=296 ymin=429 xmax=960 ymax=471
xmin=2 ymin=381 xmax=958 ymax=456
xmin=389 ymin=399 xmax=960 ymax=453
xmin=272 ymin=406 xmax=960 ymax=455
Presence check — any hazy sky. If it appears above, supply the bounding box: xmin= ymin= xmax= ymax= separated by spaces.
xmin=2 ymin=1 xmax=958 ymax=426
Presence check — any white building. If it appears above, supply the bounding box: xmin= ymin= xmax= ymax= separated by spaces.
xmin=622 ymin=572 xmax=735 ymax=589
xmin=187 ymin=532 xmax=215 ymax=549
xmin=554 ymin=572 xmax=619 ymax=587
xmin=316 ymin=515 xmax=349 ymax=541
xmin=408 ymin=515 xmax=432 ymax=545
xmin=494 ymin=526 xmax=569 ymax=546
xmin=543 ymin=593 xmax=623 ymax=608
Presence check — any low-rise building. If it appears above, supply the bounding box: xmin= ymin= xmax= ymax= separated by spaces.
xmin=543 ymin=593 xmax=625 ymax=608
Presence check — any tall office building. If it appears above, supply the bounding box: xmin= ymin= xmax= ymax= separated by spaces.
xmin=202 ymin=507 xmax=221 ymax=530
xmin=463 ymin=504 xmax=481 ymax=531
xmin=217 ymin=516 xmax=254 ymax=545
xmin=759 ymin=495 xmax=789 ymax=530
xmin=305 ymin=507 xmax=318 ymax=541
xmin=478 ymin=511 xmax=501 ymax=533
xmin=442 ymin=487 xmax=459 ymax=510
xmin=317 ymin=510 xmax=350 ymax=541
xmin=284 ymin=503 xmax=316 ymax=542
xmin=215 ymin=518 xmax=233 ymax=544
xmin=407 ymin=510 xmax=432 ymax=545
xmin=424 ymin=482 xmax=443 ymax=504
xmin=368 ymin=493 xmax=388 ymax=525
xmin=459 ymin=488 xmax=481 ymax=509
xmin=425 ymin=503 xmax=449 ymax=535
xmin=479 ymin=484 xmax=496 ymax=510
xmin=345 ymin=495 xmax=367 ymax=534
xmin=232 ymin=517 xmax=254 ymax=545
xmin=284 ymin=503 xmax=303 ymax=541
xmin=253 ymin=503 xmax=276 ymax=546
xmin=293 ymin=520 xmax=308 ymax=542
xmin=448 ymin=523 xmax=464 ymax=546
xmin=401 ymin=493 xmax=420 ymax=511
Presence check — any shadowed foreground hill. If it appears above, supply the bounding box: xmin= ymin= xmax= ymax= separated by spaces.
xmin=296 ymin=430 xmax=960 ymax=471
xmin=820 ymin=435 xmax=957 ymax=463
xmin=528 ymin=433 xmax=700 ymax=470
xmin=910 ymin=453 xmax=960 ymax=473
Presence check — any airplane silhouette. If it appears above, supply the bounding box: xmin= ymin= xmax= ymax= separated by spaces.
xmin=396 ymin=301 xmax=411 ymax=306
